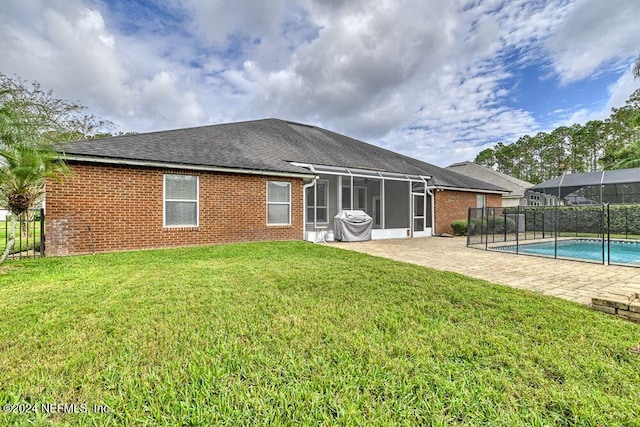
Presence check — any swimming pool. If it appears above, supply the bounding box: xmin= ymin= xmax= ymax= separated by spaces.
xmin=491 ymin=239 xmax=640 ymax=265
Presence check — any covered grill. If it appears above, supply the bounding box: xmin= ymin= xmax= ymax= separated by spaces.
xmin=334 ymin=210 xmax=373 ymax=242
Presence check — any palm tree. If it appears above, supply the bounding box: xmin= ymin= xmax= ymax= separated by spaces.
xmin=0 ymin=142 xmax=67 ymax=263
xmin=0 ymin=75 xmax=111 ymax=262
xmin=611 ymin=139 xmax=640 ymax=169
xmin=611 ymin=60 xmax=640 ymax=169
xmin=0 ymin=96 xmax=68 ymax=263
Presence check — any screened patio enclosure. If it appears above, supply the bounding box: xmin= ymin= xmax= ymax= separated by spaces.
xmin=530 ymin=168 xmax=640 ymax=205
xmin=297 ymin=164 xmax=433 ymax=241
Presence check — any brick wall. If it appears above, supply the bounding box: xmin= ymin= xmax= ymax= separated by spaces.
xmin=434 ymin=190 xmax=502 ymax=234
xmin=45 ymin=162 xmax=304 ymax=256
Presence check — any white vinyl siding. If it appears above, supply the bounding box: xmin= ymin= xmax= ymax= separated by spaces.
xmin=267 ymin=181 xmax=291 ymax=225
xmin=164 ymin=174 xmax=199 ymax=227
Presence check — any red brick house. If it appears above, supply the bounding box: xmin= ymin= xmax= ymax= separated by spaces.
xmin=45 ymin=119 xmax=504 ymax=255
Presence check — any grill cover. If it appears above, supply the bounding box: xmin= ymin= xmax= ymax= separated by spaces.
xmin=334 ymin=210 xmax=373 ymax=242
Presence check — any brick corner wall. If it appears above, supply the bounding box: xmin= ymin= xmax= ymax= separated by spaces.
xmin=45 ymin=162 xmax=305 ymax=256
xmin=434 ymin=190 xmax=502 ymax=234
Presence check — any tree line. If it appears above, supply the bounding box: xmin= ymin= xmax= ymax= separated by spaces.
xmin=474 ymin=88 xmax=640 ymax=185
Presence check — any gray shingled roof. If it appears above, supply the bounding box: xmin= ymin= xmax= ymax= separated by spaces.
xmin=61 ymin=118 xmax=504 ymax=192
xmin=447 ymin=161 xmax=533 ymax=198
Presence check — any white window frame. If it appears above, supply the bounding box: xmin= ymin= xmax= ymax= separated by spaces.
xmin=477 ymin=194 xmax=487 ymax=208
xmin=163 ymin=174 xmax=199 ymax=228
xmin=267 ymin=181 xmax=291 ymax=226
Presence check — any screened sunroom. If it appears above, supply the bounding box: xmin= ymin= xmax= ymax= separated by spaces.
xmin=530 ymin=168 xmax=640 ymax=205
xmin=295 ymin=164 xmax=433 ymax=241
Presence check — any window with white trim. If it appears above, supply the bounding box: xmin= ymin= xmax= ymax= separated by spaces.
xmin=477 ymin=194 xmax=486 ymax=208
xmin=164 ymin=174 xmax=199 ymax=227
xmin=267 ymin=181 xmax=291 ymax=225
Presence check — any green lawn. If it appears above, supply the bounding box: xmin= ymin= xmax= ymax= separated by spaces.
xmin=0 ymin=242 xmax=639 ymax=426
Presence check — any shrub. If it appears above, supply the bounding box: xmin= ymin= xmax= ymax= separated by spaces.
xmin=468 ymin=217 xmax=484 ymax=235
xmin=451 ymin=220 xmax=468 ymax=236
xmin=466 ymin=215 xmax=517 ymax=235
xmin=488 ymin=216 xmax=516 ymax=233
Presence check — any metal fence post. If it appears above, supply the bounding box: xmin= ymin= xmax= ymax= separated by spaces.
xmin=466 ymin=207 xmax=471 ymax=247
xmin=625 ymin=207 xmax=629 ymax=239
xmin=503 ymin=210 xmax=507 ymax=242
xmin=484 ymin=207 xmax=489 ymax=251
xmin=601 ymin=205 xmax=605 ymax=265
xmin=554 ymin=204 xmax=558 ymax=259
xmin=606 ymin=203 xmax=611 ymax=265
xmin=493 ymin=208 xmax=497 ymax=243
xmin=26 ymin=214 xmax=30 ymax=259
xmin=39 ymin=208 xmax=45 ymax=257
xmin=478 ymin=208 xmax=483 ymax=246
xmin=515 ymin=206 xmax=519 ymax=254
xmin=18 ymin=214 xmax=23 ymax=259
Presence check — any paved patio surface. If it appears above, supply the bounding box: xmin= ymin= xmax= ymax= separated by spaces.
xmin=330 ymin=237 xmax=640 ymax=305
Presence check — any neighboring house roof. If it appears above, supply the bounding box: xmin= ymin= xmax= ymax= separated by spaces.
xmin=446 ymin=161 xmax=532 ymax=198
xmin=60 ymin=118 xmax=505 ymax=193
xmin=530 ymin=168 xmax=640 ymax=198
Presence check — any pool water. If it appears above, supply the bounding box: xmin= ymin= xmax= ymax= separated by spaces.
xmin=492 ymin=239 xmax=640 ymax=265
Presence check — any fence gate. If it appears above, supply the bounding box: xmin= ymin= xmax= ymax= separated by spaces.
xmin=2 ymin=208 xmax=44 ymax=260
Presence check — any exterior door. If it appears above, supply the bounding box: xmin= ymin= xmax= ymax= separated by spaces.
xmin=412 ymin=194 xmax=427 ymax=237
xmin=354 ymin=186 xmax=367 ymax=211
xmin=372 ymin=196 xmax=381 ymax=227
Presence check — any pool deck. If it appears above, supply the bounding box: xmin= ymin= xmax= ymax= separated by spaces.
xmin=329 ymin=237 xmax=640 ymax=305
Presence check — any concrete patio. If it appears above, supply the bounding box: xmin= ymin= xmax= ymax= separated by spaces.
xmin=330 ymin=237 xmax=640 ymax=306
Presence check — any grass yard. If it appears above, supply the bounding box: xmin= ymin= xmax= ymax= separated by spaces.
xmin=0 ymin=242 xmax=639 ymax=426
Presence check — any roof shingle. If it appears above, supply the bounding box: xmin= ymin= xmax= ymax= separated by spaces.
xmin=446 ymin=161 xmax=532 ymax=198
xmin=62 ymin=118 xmax=504 ymax=192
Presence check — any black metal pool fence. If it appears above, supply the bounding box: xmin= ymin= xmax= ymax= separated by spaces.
xmin=467 ymin=204 xmax=640 ymax=267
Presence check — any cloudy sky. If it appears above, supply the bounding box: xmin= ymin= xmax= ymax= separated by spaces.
xmin=1 ymin=0 xmax=639 ymax=166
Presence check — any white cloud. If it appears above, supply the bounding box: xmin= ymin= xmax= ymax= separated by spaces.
xmin=178 ymin=0 xmax=288 ymax=46
xmin=244 ymin=0 xmax=462 ymax=133
xmin=603 ymin=69 xmax=640 ymax=113
xmin=0 ymin=0 xmax=214 ymax=132
xmin=42 ymin=6 xmax=129 ymax=108
xmin=546 ymin=0 xmax=640 ymax=84
xmin=552 ymin=68 xmax=640 ymax=127
xmin=0 ymin=0 xmax=127 ymax=105
xmin=0 ymin=0 xmax=638 ymax=166
xmin=236 ymin=0 xmax=586 ymax=164
xmin=134 ymin=71 xmax=205 ymax=129
xmin=0 ymin=0 xmax=130 ymax=123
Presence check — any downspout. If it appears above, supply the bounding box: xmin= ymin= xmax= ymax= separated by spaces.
xmin=424 ymin=176 xmax=434 ymax=236
xmin=408 ymin=181 xmax=413 ymax=236
xmin=426 ymin=187 xmax=435 ymax=236
xmin=381 ymin=178 xmax=385 ymax=229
